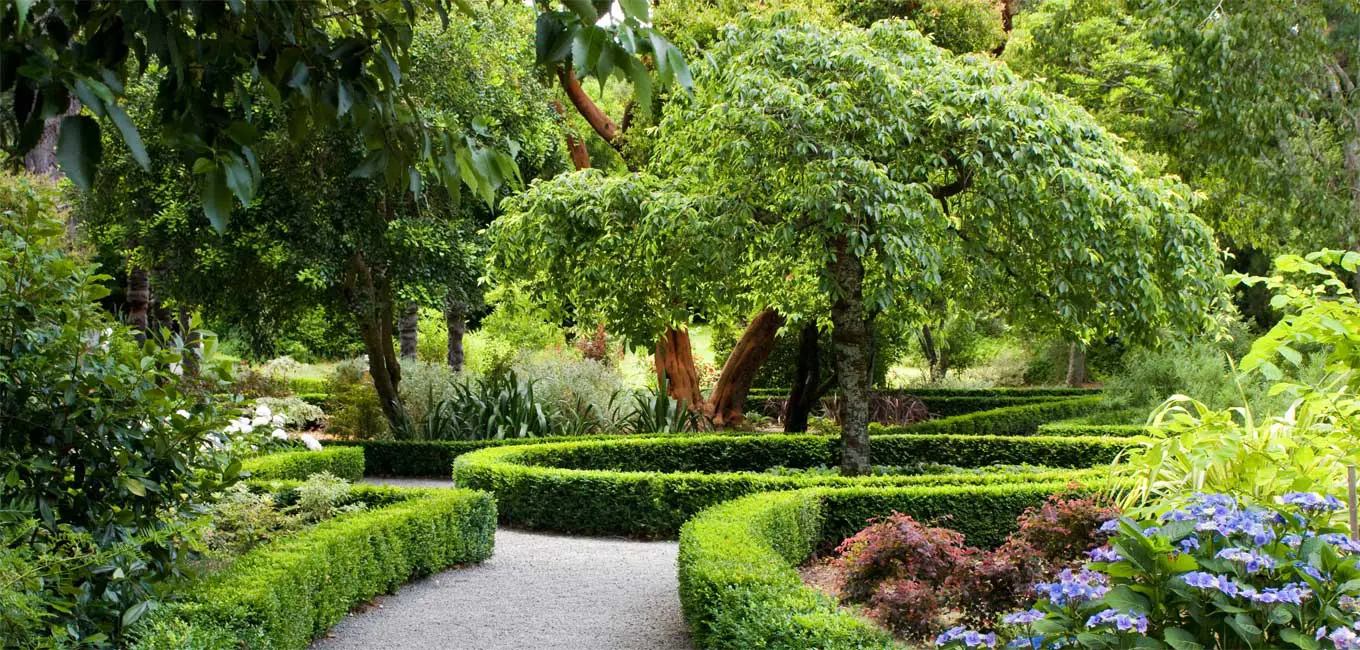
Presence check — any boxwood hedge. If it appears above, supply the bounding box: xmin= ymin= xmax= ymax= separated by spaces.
xmin=1036 ymin=423 xmax=1150 ymax=437
xmin=132 ymin=484 xmax=495 ymax=650
xmin=338 ymin=396 xmax=1105 ymax=478
xmin=241 ymin=447 xmax=365 ymax=482
xmin=451 ymin=431 xmax=1132 ymax=538
xmin=677 ymin=481 xmax=1109 ymax=649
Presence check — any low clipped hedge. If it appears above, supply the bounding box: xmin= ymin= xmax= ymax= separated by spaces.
xmin=133 ymin=484 xmax=495 ymax=650
xmin=294 ymin=392 xmax=330 ymax=407
xmin=677 ymin=482 xmax=1107 ymax=649
xmin=745 ymin=386 xmax=1099 ymax=401
xmin=876 ymin=395 xmax=1102 ymax=437
xmin=338 ymin=397 xmax=1105 ymax=478
xmin=913 ymin=395 xmax=1070 ymax=417
xmin=241 ymin=447 xmax=365 ymax=482
xmin=1037 ymin=423 xmax=1150 ymax=437
xmin=451 ymin=431 xmax=1131 ymax=538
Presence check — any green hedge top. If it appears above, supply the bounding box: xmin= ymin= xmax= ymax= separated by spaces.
xmin=241 ymin=447 xmax=365 ymax=482
xmin=1037 ymin=423 xmax=1150 ymax=437
xmin=677 ymin=481 xmax=1110 ymax=649
xmin=340 ymin=396 xmax=1107 ymax=478
xmin=451 ymin=431 xmax=1129 ymax=538
xmin=133 ymin=484 xmax=496 ymax=650
xmin=745 ymin=386 xmax=1099 ymax=400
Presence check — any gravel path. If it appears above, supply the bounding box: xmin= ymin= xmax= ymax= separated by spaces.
xmin=313 ymin=480 xmax=693 ymax=649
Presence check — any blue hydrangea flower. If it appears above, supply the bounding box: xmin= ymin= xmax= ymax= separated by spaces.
xmin=935 ymin=626 xmax=996 ymax=648
xmin=1087 ymin=546 xmax=1121 ymax=563
xmin=1178 ymin=536 xmax=1201 ymax=553
xmin=1033 ymin=569 xmax=1110 ymax=607
xmin=1293 ymin=561 xmax=1324 ymax=581
xmin=1320 ymin=534 xmax=1360 ymax=553
xmin=1181 ymin=571 xmax=1243 ymax=597
xmin=1085 ymin=608 xmax=1149 ymax=634
xmin=1242 ymin=583 xmax=1311 ymax=605
xmin=1002 ymin=609 xmax=1047 ymax=625
xmin=1098 ymin=519 xmax=1120 ymax=533
xmin=1215 ymin=547 xmax=1276 ymax=573
xmin=1281 ymin=492 xmax=1345 ymax=513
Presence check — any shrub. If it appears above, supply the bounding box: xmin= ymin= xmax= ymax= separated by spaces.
xmin=326 ymin=362 xmax=389 ymax=440
xmin=875 ymin=395 xmax=1103 ymax=437
xmin=254 ymin=396 xmax=325 ymax=429
xmin=287 ymin=376 xmax=328 ymax=395
xmin=242 ymin=448 xmax=365 ymax=482
xmin=1036 ymin=423 xmax=1149 ymax=437
xmin=0 ymin=173 xmax=239 ymax=644
xmin=837 ymin=512 xmax=975 ymax=608
xmin=939 ymin=493 xmax=1360 ymax=649
xmin=132 ymin=486 xmax=496 ymax=650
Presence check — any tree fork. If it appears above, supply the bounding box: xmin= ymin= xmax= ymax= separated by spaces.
xmin=709 ymin=308 xmax=785 ymax=427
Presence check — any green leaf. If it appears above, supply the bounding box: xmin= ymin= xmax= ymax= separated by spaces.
xmin=1163 ymin=627 xmax=1203 ymax=650
xmin=201 ymin=168 xmax=232 ymax=232
xmin=222 ymin=155 xmax=255 ymax=205
xmin=105 ymin=103 xmax=150 ymax=171
xmin=1280 ymin=628 xmax=1322 ymax=649
xmin=618 ymin=0 xmax=649 ymax=22
xmin=121 ymin=476 xmax=146 ymax=496
xmin=56 ymin=114 xmax=103 ymax=190
xmin=122 ymin=601 xmax=151 ymax=628
xmin=562 ymin=0 xmax=599 ymax=24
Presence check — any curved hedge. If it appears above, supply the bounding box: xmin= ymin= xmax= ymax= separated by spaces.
xmin=241 ymin=447 xmax=365 ymax=482
xmin=452 ymin=430 xmax=1132 ymax=538
xmin=1036 ymin=423 xmax=1149 ymax=437
xmin=133 ymin=484 xmax=495 ymax=650
xmin=677 ymin=482 xmax=1108 ymax=649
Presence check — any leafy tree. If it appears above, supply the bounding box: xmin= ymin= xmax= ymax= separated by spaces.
xmin=1 ymin=0 xmax=667 ymax=223
xmin=502 ymin=16 xmax=1222 ymax=473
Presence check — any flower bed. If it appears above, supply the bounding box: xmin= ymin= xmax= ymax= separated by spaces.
xmin=451 ymin=431 xmax=1131 ymax=538
xmin=676 ymin=483 xmax=1110 ymax=649
xmin=131 ymin=483 xmax=495 ymax=650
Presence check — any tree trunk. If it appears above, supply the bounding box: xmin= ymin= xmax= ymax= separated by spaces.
xmin=398 ymin=302 xmax=419 ymax=360
xmin=556 ymin=66 xmax=624 ymax=151
xmin=445 ymin=303 xmax=467 ymax=372
xmin=22 ymin=98 xmax=81 ymax=176
xmin=709 ymin=308 xmax=785 ymax=427
xmin=992 ymin=0 xmax=1016 ymax=56
xmin=1066 ymin=341 xmax=1088 ymax=387
xmin=654 ymin=327 xmax=704 ymax=410
xmin=828 ymin=236 xmax=872 ymax=476
xmin=349 ymin=253 xmax=410 ymax=435
xmin=785 ymin=322 xmax=822 ymax=433
xmin=128 ymin=267 xmax=151 ymax=344
xmin=551 ymin=100 xmax=593 ymax=170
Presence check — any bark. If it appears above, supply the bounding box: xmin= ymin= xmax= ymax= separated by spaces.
xmin=709 ymin=308 xmax=785 ymax=427
xmin=551 ymin=100 xmax=593 ymax=170
xmin=445 ymin=304 xmax=467 ymax=372
xmin=127 ymin=267 xmax=151 ymax=344
xmin=348 ymin=252 xmax=410 ymax=434
xmin=828 ymin=236 xmax=872 ymax=476
xmin=784 ymin=322 xmax=822 ymax=433
xmin=992 ymin=0 xmax=1016 ymax=56
xmin=398 ymin=302 xmax=419 ymax=360
xmin=1345 ymin=112 xmax=1360 ymax=294
xmin=22 ymin=98 xmax=80 ymax=176
xmin=1066 ymin=341 xmax=1088 ymax=387
xmin=654 ymin=327 xmax=704 ymax=410
xmin=556 ymin=65 xmax=627 ymax=157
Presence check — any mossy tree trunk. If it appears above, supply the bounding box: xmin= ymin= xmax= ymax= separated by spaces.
xmin=828 ymin=236 xmax=872 ymax=476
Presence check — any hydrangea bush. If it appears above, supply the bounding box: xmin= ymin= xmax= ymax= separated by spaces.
xmin=937 ymin=493 xmax=1360 ymax=649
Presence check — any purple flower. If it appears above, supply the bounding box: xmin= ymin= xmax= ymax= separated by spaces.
xmin=1005 ymin=636 xmax=1045 ymax=650
xmin=935 ymin=626 xmax=996 ymax=648
xmin=1085 ymin=608 xmax=1149 ymax=634
xmin=1320 ymin=534 xmax=1360 ymax=553
xmin=1281 ymin=492 xmax=1345 ymax=513
xmin=1281 ymin=533 xmax=1306 ymax=548
xmin=1181 ymin=571 xmax=1242 ymax=597
xmin=1088 ymin=546 xmax=1121 ymax=563
xmin=1293 ymin=561 xmax=1324 ymax=581
xmin=1243 ymin=582 xmax=1311 ymax=605
xmin=1325 ymin=626 xmax=1360 ymax=650
xmin=1178 ymin=536 xmax=1201 ymax=553
xmin=1002 ymin=609 xmax=1047 ymax=625
xmin=1033 ymin=569 xmax=1110 ymax=607
xmin=1099 ymin=519 xmax=1120 ymax=533
xmin=1215 ymin=547 xmax=1276 ymax=573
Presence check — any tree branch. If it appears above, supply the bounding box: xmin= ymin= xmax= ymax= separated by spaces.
xmin=557 ymin=65 xmax=623 ymax=151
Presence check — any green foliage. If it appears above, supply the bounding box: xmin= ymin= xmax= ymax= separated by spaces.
xmin=875 ymin=396 xmax=1104 ymax=436
xmin=478 ymin=285 xmax=568 ymax=352
xmin=451 ymin=428 xmax=1128 ymax=538
xmin=254 ymin=396 xmax=325 ymax=430
xmin=325 ymin=360 xmax=390 ymax=440
xmin=131 ymin=486 xmax=496 ymax=650
xmin=0 ymin=173 xmax=240 ymax=644
xmin=1036 ymin=423 xmax=1150 ymax=438
xmin=419 ymin=370 xmax=554 ymax=441
xmin=836 ymin=0 xmax=1006 ymax=53
xmin=242 ymin=449 xmax=365 ymax=483
xmin=676 ymin=483 xmax=1105 ymax=648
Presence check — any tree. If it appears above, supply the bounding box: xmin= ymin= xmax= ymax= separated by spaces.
xmin=1 ymin=0 xmax=669 ymax=224
xmin=504 ymin=16 xmax=1221 ymax=473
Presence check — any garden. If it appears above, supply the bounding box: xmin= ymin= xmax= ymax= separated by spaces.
xmin=2 ymin=0 xmax=1360 ymax=649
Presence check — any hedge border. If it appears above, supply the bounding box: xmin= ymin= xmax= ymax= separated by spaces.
xmin=677 ymin=481 xmax=1109 ymax=649
xmin=1036 ymin=423 xmax=1150 ymax=437
xmin=241 ymin=447 xmax=365 ymax=482
xmin=451 ymin=430 xmax=1132 ymax=538
xmin=132 ymin=484 xmax=495 ymax=650
xmin=339 ymin=396 xmax=1105 ymax=478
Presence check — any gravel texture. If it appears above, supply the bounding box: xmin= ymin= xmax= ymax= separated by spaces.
xmin=314 ymin=479 xmax=692 ymax=650
xmin=361 ymin=477 xmax=461 ymax=489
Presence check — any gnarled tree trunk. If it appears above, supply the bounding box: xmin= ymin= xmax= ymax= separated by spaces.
xmin=785 ymin=322 xmax=823 ymax=433
xmin=398 ymin=302 xmax=419 ymax=360
xmin=348 ymin=252 xmax=410 ymax=435
xmin=445 ymin=303 xmax=466 ymax=372
xmin=654 ymin=327 xmax=704 ymax=410
xmin=709 ymin=308 xmax=785 ymax=427
xmin=128 ymin=267 xmax=151 ymax=344
xmin=828 ymin=236 xmax=872 ymax=476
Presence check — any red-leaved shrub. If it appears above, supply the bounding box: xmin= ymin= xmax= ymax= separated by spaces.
xmin=827 ymin=494 xmax=1118 ymax=641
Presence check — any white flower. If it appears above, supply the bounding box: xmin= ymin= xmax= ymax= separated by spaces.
xmin=169 ymin=362 xmax=184 ymax=376
xmin=176 ymin=409 xmax=192 ymax=419
xmin=271 ymin=414 xmax=286 ymax=428
xmin=254 ymin=404 xmax=272 ymax=419
xmin=300 ymin=434 xmax=323 ymax=452
xmin=271 ymin=429 xmax=289 ymax=441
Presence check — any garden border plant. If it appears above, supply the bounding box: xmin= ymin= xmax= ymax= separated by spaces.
xmin=241 ymin=447 xmax=366 ymax=482
xmin=131 ymin=483 xmax=495 ymax=650
xmin=451 ymin=429 xmax=1135 ymax=538
xmin=675 ymin=481 xmax=1113 ymax=649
